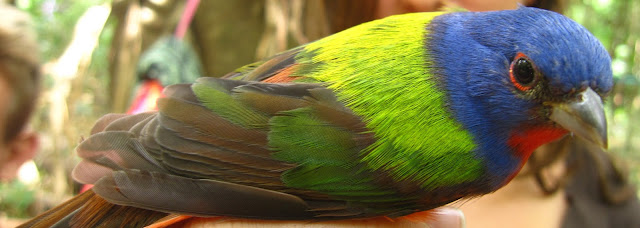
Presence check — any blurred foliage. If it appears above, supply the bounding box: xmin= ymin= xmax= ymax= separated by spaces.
xmin=0 ymin=181 xmax=35 ymax=218
xmin=0 ymin=0 xmax=638 ymax=221
xmin=17 ymin=0 xmax=108 ymax=60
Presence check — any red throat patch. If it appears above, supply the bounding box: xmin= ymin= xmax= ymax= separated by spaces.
xmin=507 ymin=126 xmax=568 ymax=160
xmin=503 ymin=126 xmax=568 ymax=184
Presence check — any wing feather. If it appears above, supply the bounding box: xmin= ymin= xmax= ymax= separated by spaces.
xmin=71 ymin=77 xmax=429 ymax=221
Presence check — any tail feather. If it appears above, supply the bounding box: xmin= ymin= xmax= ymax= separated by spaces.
xmin=70 ymin=193 xmax=167 ymax=228
xmin=18 ymin=190 xmax=167 ymax=228
xmin=18 ymin=190 xmax=94 ymax=228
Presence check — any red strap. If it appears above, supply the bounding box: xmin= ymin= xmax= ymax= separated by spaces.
xmin=174 ymin=0 xmax=201 ymax=40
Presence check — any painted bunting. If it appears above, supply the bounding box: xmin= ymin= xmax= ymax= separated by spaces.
xmin=21 ymin=7 xmax=611 ymax=228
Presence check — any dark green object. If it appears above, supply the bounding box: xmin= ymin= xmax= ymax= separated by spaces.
xmin=137 ymin=36 xmax=202 ymax=85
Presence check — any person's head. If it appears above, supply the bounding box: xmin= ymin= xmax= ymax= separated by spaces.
xmin=0 ymin=3 xmax=41 ymax=181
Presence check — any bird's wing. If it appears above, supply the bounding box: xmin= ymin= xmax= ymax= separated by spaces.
xmin=70 ymin=77 xmax=431 ymax=220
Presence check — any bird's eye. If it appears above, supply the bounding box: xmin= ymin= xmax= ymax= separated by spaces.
xmin=509 ymin=53 xmax=539 ymax=91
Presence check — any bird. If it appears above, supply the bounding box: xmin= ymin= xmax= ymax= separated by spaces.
xmin=21 ymin=6 xmax=612 ymax=228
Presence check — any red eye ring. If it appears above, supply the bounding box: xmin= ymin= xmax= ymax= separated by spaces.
xmin=509 ymin=52 xmax=538 ymax=91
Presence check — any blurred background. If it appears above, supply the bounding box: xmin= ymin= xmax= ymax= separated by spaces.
xmin=0 ymin=0 xmax=638 ymax=226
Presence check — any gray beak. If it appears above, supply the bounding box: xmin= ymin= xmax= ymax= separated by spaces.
xmin=549 ymin=87 xmax=608 ymax=148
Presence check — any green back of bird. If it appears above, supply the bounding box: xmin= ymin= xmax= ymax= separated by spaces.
xmin=197 ymin=12 xmax=485 ymax=211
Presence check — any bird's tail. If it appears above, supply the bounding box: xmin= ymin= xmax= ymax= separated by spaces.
xmin=18 ymin=190 xmax=167 ymax=228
